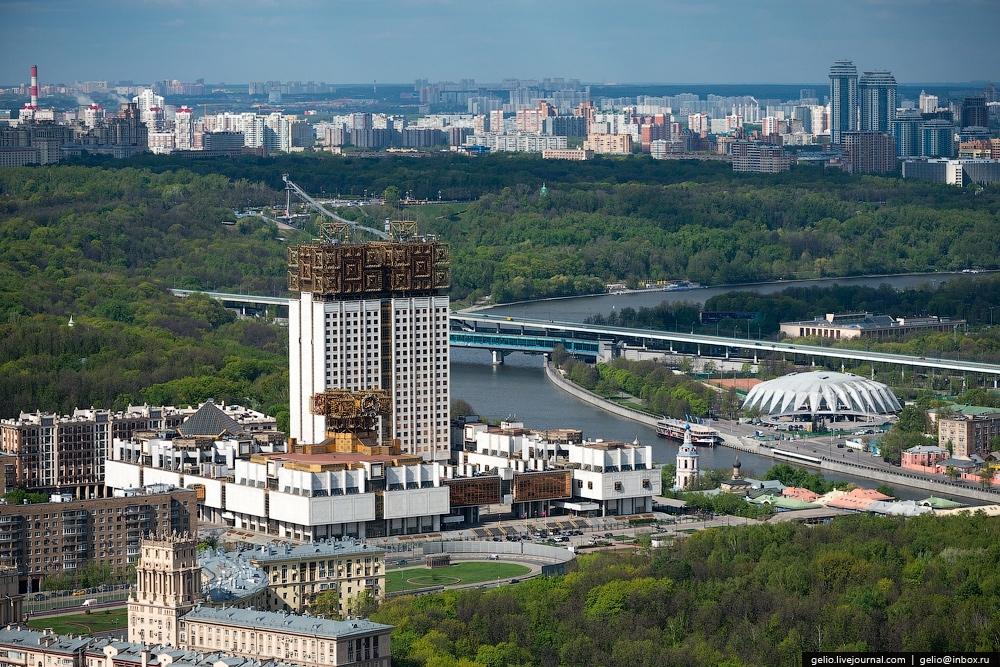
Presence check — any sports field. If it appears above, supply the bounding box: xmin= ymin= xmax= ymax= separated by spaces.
xmin=386 ymin=561 xmax=530 ymax=593
xmin=28 ymin=608 xmax=128 ymax=635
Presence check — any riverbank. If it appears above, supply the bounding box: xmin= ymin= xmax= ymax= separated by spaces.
xmin=542 ymin=360 xmax=1000 ymax=504
xmin=471 ymin=270 xmax=991 ymax=315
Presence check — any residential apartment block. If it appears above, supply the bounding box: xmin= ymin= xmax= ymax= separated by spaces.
xmin=250 ymin=541 xmax=385 ymax=615
xmin=938 ymin=413 xmax=1000 ymax=458
xmin=0 ymin=406 xmax=183 ymax=498
xmin=0 ymin=486 xmax=195 ymax=592
xmin=731 ymin=141 xmax=791 ymax=173
xmin=583 ymin=133 xmax=632 ymax=154
xmin=0 ymin=402 xmax=276 ymax=499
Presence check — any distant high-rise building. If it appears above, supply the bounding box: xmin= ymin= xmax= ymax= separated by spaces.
xmin=490 ymin=110 xmax=504 ymax=135
xmin=859 ymin=71 xmax=897 ymax=132
xmin=920 ymin=119 xmax=955 ymax=158
xmin=961 ymin=96 xmax=988 ymax=129
xmin=892 ymin=111 xmax=924 ymax=158
xmin=131 ymin=88 xmax=164 ymax=125
xmin=840 ymin=132 xmax=897 ymax=174
xmin=731 ymin=141 xmax=791 ymax=173
xmin=829 ymin=60 xmax=859 ymax=144
xmin=919 ymin=90 xmax=939 ymax=114
xmin=175 ymin=106 xmax=193 ymax=150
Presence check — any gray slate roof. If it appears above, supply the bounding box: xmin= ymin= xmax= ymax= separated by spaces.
xmin=178 ymin=402 xmax=244 ymax=438
xmin=182 ymin=606 xmax=393 ymax=639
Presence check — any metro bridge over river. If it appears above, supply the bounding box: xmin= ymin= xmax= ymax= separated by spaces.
xmin=170 ymin=289 xmax=1000 ymax=380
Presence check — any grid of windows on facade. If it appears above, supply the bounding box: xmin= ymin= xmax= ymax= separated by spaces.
xmin=182 ymin=625 xmax=384 ymax=664
xmin=325 ymin=305 xmax=381 ymax=387
xmin=392 ymin=302 xmax=449 ymax=457
xmin=347 ymin=635 xmax=380 ymax=662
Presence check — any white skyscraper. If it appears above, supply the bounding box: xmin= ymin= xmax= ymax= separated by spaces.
xmin=174 ymin=106 xmax=193 ymax=150
xmin=288 ymin=236 xmax=452 ymax=461
xmin=131 ymin=87 xmax=164 ymax=124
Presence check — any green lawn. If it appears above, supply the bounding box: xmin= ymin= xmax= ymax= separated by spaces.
xmin=29 ymin=608 xmax=128 ymax=635
xmin=386 ymin=561 xmax=530 ymax=593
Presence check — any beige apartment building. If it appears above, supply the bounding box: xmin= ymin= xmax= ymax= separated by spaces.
xmin=0 ymin=486 xmax=195 ymax=592
xmin=938 ymin=413 xmax=1000 ymax=458
xmin=251 ymin=541 xmax=385 ymax=615
xmin=583 ymin=133 xmax=632 ymax=154
xmin=128 ymin=533 xmax=392 ymax=666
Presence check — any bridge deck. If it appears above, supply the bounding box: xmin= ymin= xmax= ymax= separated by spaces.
xmin=171 ymin=290 xmax=1000 ymax=375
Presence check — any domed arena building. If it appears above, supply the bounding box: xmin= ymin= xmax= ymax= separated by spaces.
xmin=742 ymin=371 xmax=902 ymax=429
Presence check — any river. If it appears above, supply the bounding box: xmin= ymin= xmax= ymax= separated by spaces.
xmin=450 ymin=272 xmax=986 ymax=503
xmin=450 ymin=349 xmax=942 ymax=501
xmin=480 ymin=271 xmax=979 ymax=323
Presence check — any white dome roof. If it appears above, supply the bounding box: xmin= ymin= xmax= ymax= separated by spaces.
xmin=742 ymin=371 xmax=902 ymax=416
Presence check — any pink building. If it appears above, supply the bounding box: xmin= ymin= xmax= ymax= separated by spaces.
xmin=900 ymin=445 xmax=950 ymax=472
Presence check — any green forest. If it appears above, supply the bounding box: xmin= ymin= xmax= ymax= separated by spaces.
xmin=0 ymin=166 xmax=295 ymax=424
xmin=371 ymin=513 xmax=1000 ymax=667
xmin=1 ymin=153 xmax=999 ymax=421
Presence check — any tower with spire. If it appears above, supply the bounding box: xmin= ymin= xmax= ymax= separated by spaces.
xmin=128 ymin=530 xmax=201 ymax=646
xmin=674 ymin=423 xmax=699 ymax=490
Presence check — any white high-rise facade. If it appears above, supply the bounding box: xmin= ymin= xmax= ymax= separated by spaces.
xmin=289 ymin=239 xmax=451 ymax=462
xmin=174 ymin=106 xmax=193 ymax=150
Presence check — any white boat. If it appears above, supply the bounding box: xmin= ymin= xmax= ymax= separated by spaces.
xmin=655 ymin=418 xmax=720 ymax=446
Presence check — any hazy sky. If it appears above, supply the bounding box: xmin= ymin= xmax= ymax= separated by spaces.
xmin=1 ymin=0 xmax=997 ymax=86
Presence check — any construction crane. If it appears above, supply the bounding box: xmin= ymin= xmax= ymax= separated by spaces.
xmin=282 ymin=174 xmax=390 ymax=241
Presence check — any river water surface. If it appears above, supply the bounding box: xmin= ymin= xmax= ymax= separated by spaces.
xmin=451 ymin=272 xmax=984 ymax=502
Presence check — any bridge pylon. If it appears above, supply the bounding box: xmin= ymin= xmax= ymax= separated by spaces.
xmin=491 ymin=349 xmax=510 ymax=365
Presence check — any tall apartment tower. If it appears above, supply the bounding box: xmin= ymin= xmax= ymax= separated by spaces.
xmin=961 ymin=96 xmax=989 ymax=129
xmin=175 ymin=106 xmax=193 ymax=150
xmin=859 ymin=70 xmax=897 ymax=133
xmin=128 ymin=531 xmax=201 ymax=647
xmin=829 ymin=60 xmax=859 ymax=144
xmin=288 ymin=231 xmax=451 ymax=461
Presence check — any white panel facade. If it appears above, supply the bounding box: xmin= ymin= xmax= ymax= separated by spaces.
xmin=267 ymin=492 xmax=375 ymax=525
xmin=105 ymin=460 xmax=142 ymax=489
xmin=143 ymin=468 xmax=182 ymax=488
xmin=187 ymin=476 xmax=223 ymax=510
xmin=267 ymin=492 xmax=311 ymax=524
xmin=383 ymin=487 xmax=450 ymax=519
xmin=391 ymin=295 xmax=450 ymax=461
xmin=307 ymin=494 xmax=376 ymax=525
xmin=225 ymin=483 xmax=266 ymax=517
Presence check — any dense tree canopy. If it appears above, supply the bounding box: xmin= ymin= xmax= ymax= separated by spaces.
xmin=2 ymin=153 xmax=1000 ymax=422
xmin=374 ymin=513 xmax=1000 ymax=666
xmin=0 ymin=166 xmax=293 ymax=426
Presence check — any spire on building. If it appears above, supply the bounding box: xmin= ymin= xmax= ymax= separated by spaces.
xmin=674 ymin=423 xmax=700 ymax=491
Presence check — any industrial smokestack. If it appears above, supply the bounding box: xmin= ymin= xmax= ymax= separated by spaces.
xmin=30 ymin=65 xmax=38 ymax=108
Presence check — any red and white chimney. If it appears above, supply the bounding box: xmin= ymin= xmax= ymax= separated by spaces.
xmin=30 ymin=65 xmax=38 ymax=108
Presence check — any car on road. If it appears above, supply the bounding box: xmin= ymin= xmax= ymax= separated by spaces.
xmin=603 ymin=533 xmax=614 ymax=539
xmin=509 ymin=579 xmax=520 ymax=584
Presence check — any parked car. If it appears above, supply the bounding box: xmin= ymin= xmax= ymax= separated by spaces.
xmin=603 ymin=533 xmax=614 ymax=539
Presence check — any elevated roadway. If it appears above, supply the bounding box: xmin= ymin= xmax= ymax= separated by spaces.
xmin=170 ymin=290 xmax=1000 ymax=377
xmin=452 ymin=313 xmax=1000 ymax=377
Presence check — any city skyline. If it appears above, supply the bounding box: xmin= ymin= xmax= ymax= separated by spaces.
xmin=1 ymin=0 xmax=998 ymax=87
